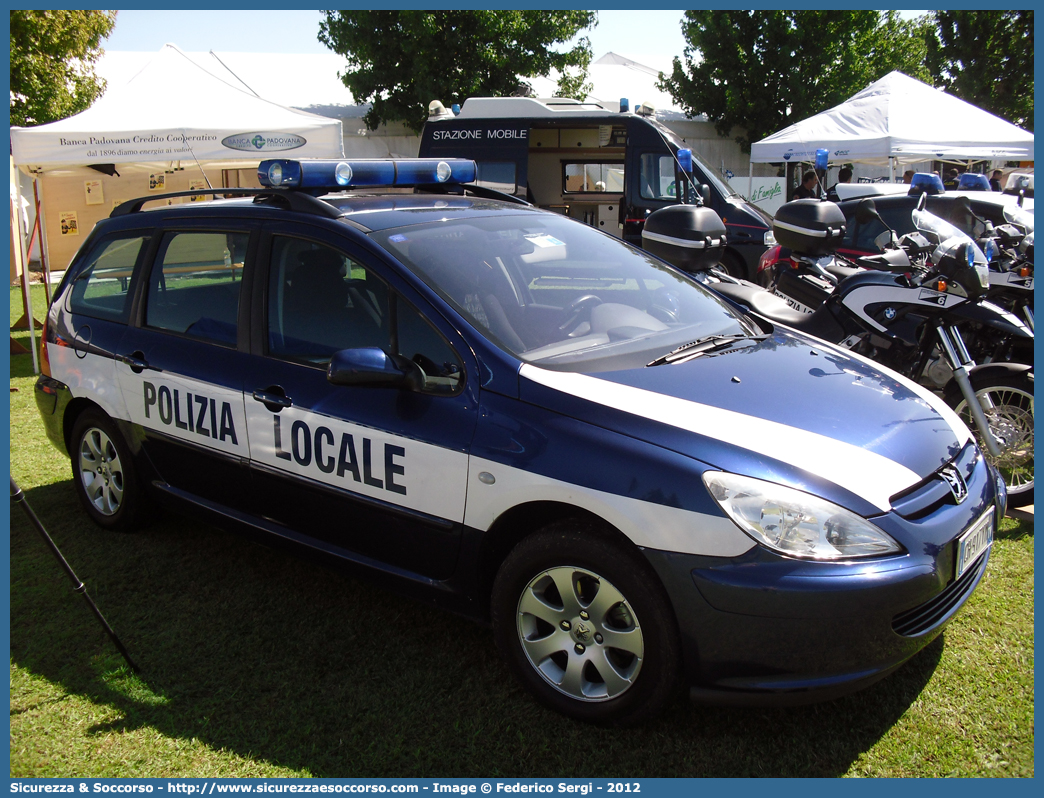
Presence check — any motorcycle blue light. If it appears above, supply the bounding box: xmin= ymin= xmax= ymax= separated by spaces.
xmin=677 ymin=148 xmax=693 ymax=173
xmin=815 ymin=148 xmax=829 ymax=171
xmin=983 ymin=238 xmax=997 ymax=262
xmin=966 ymin=242 xmax=977 ymax=269
xmin=257 ymin=158 xmax=477 ymax=190
xmin=909 ymin=172 xmax=945 ymax=195
xmin=958 ymin=173 xmax=991 ymax=191
xmin=620 ymin=98 xmax=630 ymax=113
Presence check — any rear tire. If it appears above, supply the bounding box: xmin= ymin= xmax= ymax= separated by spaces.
xmin=945 ymin=373 xmax=1034 ymax=508
xmin=70 ymin=408 xmax=149 ymax=532
xmin=491 ymin=520 xmax=682 ymax=725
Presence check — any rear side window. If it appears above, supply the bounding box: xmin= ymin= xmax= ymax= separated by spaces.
xmin=67 ymin=235 xmax=148 ymax=323
xmin=145 ymin=231 xmax=250 ymax=346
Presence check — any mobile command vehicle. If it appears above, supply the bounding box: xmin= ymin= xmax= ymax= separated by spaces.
xmin=35 ymin=157 xmax=1003 ymax=724
xmin=418 ymin=96 xmax=773 ymax=279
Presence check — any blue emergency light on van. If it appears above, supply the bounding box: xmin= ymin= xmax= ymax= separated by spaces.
xmin=677 ymin=148 xmax=693 ymax=174
xmin=258 ymin=158 xmax=477 ymax=189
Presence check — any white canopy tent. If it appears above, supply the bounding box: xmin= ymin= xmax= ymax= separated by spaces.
xmin=9 ymin=44 xmax=344 ymax=373
xmin=747 ymin=71 xmax=1034 ymax=192
xmin=11 ymin=43 xmax=344 ymax=168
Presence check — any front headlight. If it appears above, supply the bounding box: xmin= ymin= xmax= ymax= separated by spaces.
xmin=702 ymin=472 xmax=902 ymax=560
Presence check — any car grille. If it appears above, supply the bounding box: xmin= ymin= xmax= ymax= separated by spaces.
xmin=891 ymin=551 xmax=988 ymax=637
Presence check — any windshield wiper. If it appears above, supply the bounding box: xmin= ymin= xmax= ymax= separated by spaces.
xmin=646 ymin=334 xmax=761 ymax=367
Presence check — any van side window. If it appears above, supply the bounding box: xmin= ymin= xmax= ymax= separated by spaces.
xmin=475 ymin=162 xmax=517 ymax=194
xmin=145 ymin=231 xmax=249 ymax=346
xmin=640 ymin=154 xmax=677 ymax=200
xmin=563 ymin=162 xmax=624 ymax=194
xmin=67 ymin=235 xmax=148 ymax=324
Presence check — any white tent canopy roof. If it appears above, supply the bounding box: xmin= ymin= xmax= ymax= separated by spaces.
xmin=749 ymin=71 xmax=1033 ymax=165
xmin=11 ymin=44 xmax=344 ymax=169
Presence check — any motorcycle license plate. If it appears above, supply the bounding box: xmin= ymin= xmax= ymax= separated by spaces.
xmin=955 ymin=508 xmax=994 ymax=580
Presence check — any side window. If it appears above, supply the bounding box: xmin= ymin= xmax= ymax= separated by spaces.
xmin=266 ymin=236 xmax=462 ymax=393
xmin=145 ymin=231 xmax=249 ymax=345
xmin=474 ymin=162 xmax=517 ymax=194
xmin=67 ymin=235 xmax=148 ymax=323
xmin=563 ymin=162 xmax=625 ymax=194
xmin=639 ymin=154 xmax=677 ymax=200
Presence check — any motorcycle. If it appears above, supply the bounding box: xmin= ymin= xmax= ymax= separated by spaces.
xmin=642 ymin=200 xmax=1035 ymax=508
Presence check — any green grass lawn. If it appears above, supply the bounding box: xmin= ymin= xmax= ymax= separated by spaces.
xmin=8 ymin=286 xmax=1034 ymax=777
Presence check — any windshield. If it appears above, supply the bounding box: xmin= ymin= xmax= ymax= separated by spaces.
xmin=371 ymin=213 xmax=757 ymax=371
xmin=912 ymin=208 xmax=975 ymax=245
xmin=1003 ymin=204 xmax=1035 ymax=233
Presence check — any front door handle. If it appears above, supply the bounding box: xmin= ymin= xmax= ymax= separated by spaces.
xmin=252 ymin=387 xmax=293 ymax=412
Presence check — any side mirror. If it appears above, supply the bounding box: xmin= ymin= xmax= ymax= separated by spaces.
xmin=327 ymin=347 xmax=423 ymax=391
xmin=698 ymin=184 xmax=711 ymax=205
xmin=917 ymin=191 xmax=928 ymax=212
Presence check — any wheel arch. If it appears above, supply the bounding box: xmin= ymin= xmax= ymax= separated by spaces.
xmin=472 ymin=500 xmax=644 ymax=616
xmin=62 ymin=396 xmax=108 ymax=451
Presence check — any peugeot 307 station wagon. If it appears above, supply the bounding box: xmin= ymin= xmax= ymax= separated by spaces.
xmin=35 ymin=158 xmax=1004 ymax=724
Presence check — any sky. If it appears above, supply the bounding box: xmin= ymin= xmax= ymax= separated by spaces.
xmin=100 ymin=9 xmax=690 ymax=66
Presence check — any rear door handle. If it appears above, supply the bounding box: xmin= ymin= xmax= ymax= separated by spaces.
xmin=118 ymin=351 xmax=157 ymax=374
xmin=252 ymin=388 xmax=293 ymax=412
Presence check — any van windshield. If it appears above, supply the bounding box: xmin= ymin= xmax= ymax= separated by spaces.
xmin=371 ymin=213 xmax=756 ymax=372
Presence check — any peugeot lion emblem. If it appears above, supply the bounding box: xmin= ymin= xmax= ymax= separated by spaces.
xmin=939 ymin=465 xmax=968 ymax=504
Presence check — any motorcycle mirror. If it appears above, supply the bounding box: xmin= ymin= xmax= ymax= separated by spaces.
xmin=854 ymin=198 xmax=883 ymax=226
xmin=699 ymin=184 xmax=711 ymax=205
xmin=1018 ymin=189 xmax=1025 ymax=208
xmin=917 ymin=191 xmax=928 ymax=212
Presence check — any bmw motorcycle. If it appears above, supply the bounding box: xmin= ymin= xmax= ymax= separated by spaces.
xmin=643 ymin=201 xmax=1035 ymax=508
xmin=769 ymin=197 xmax=1033 ymax=370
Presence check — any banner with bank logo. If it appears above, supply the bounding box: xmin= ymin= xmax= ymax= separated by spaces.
xmin=11 ymin=44 xmax=344 ymax=168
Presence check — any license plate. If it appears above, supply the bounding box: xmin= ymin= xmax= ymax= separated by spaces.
xmin=955 ymin=508 xmax=994 ymax=580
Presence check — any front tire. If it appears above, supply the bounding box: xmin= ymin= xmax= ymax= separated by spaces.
xmin=70 ymin=408 xmax=149 ymax=532
xmin=491 ymin=520 xmax=682 ymax=724
xmin=946 ymin=373 xmax=1034 ymax=508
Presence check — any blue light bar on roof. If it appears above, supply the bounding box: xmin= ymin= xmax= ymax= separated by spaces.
xmin=257 ymin=158 xmax=477 ymax=189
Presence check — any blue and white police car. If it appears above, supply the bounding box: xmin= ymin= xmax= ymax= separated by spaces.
xmin=35 ymin=158 xmax=1004 ymax=724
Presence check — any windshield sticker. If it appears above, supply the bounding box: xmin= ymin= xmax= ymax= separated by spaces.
xmin=525 ymin=234 xmax=566 ymax=248
xmin=388 ymin=234 xmax=408 ymax=243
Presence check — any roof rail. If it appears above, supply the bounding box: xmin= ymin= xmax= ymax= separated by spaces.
xmin=108 ymin=188 xmax=345 ymax=219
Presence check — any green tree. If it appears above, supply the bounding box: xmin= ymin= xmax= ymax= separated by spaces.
xmin=10 ymin=10 xmax=117 ymax=127
xmin=658 ymin=10 xmax=934 ymax=151
xmin=319 ymin=10 xmax=596 ymax=131
xmin=927 ymin=10 xmax=1033 ymax=131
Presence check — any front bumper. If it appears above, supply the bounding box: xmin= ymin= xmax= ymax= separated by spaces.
xmin=643 ymin=444 xmax=1000 ymax=705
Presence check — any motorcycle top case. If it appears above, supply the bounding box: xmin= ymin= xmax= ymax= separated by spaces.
xmin=642 ymin=204 xmax=727 ymax=272
xmin=773 ymin=199 xmax=847 ymax=256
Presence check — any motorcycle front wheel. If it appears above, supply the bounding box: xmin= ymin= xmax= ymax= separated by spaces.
xmin=945 ymin=373 xmax=1034 ymax=508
